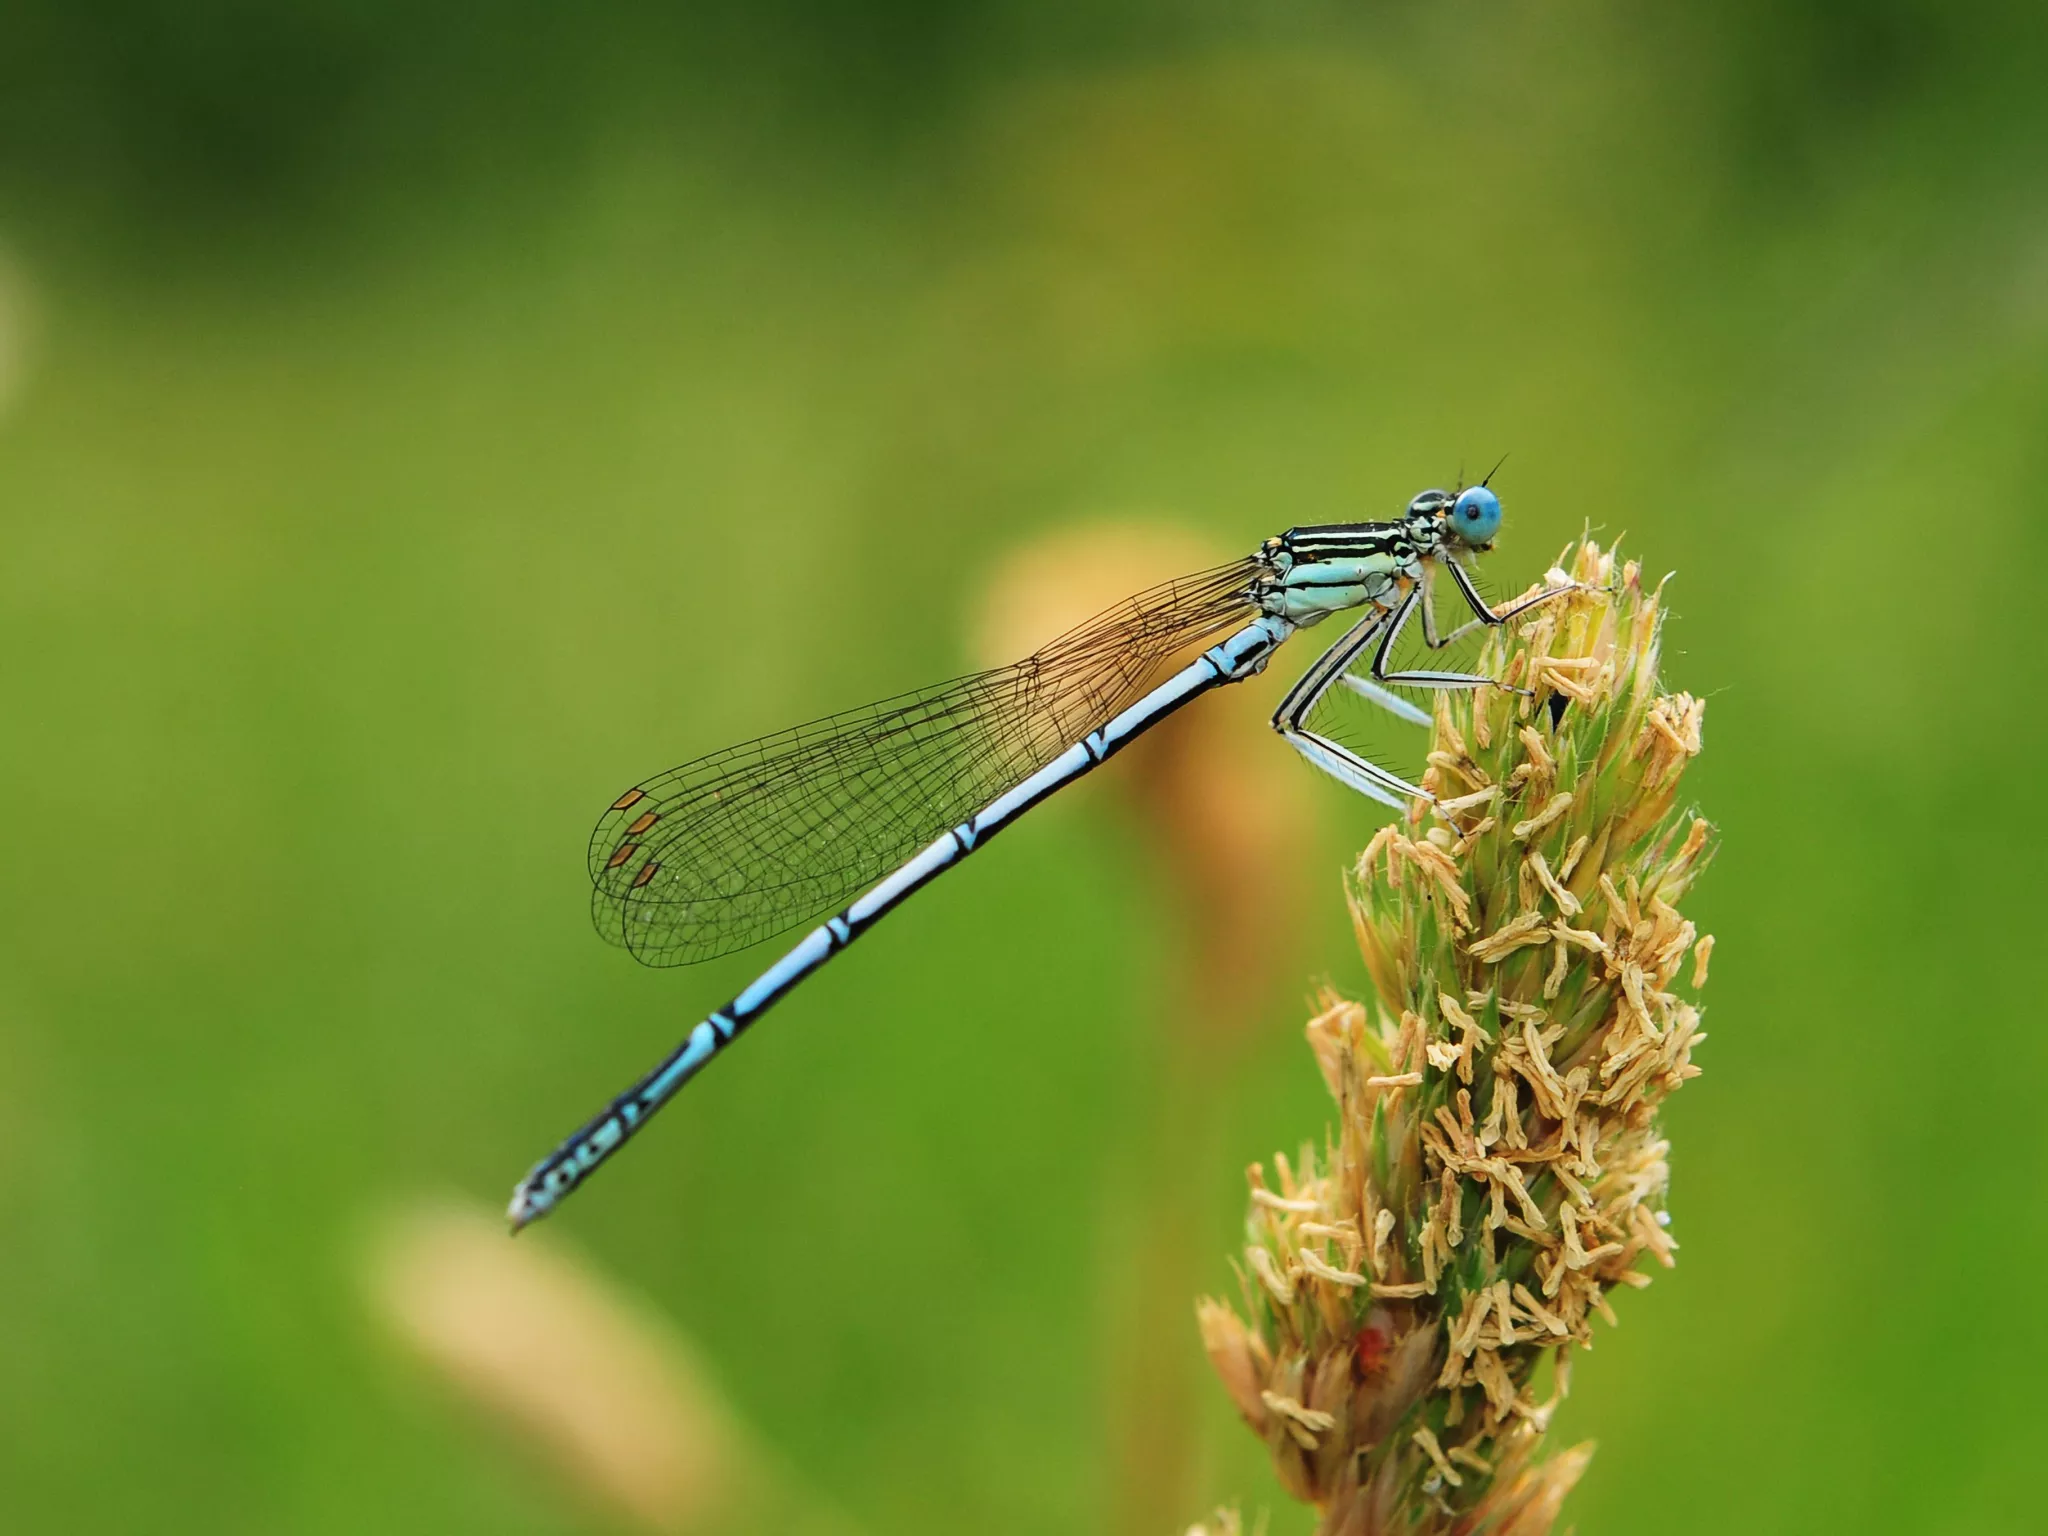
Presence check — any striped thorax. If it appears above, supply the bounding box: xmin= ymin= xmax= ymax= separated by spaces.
xmin=1255 ymin=486 xmax=1500 ymax=627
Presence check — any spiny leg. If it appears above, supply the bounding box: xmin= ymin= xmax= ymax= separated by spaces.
xmin=1273 ymin=602 xmax=1396 ymax=731
xmin=1338 ymin=672 xmax=1433 ymax=727
xmin=1340 ymin=562 xmax=1506 ymax=709
xmin=1421 ymin=556 xmax=1583 ymax=651
xmin=1282 ymin=731 xmax=1429 ymax=811
xmin=1294 ymin=566 xmax=1582 ymax=812
xmin=1274 ymin=591 xmax=1436 ymax=809
xmin=1356 ymin=559 xmax=1583 ymax=695
xmin=1352 ymin=564 xmax=1503 ymax=694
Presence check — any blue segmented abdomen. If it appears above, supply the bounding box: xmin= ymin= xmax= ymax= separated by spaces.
xmin=508 ymin=612 xmax=1293 ymax=1229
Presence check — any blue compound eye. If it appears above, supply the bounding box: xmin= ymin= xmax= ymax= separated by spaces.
xmin=1451 ymin=485 xmax=1502 ymax=543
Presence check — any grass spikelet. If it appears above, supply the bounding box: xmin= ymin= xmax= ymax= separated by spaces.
xmin=1197 ymin=540 xmax=1713 ymax=1534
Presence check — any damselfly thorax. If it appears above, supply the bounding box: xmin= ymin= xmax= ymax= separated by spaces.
xmin=509 ymin=482 xmax=1575 ymax=1227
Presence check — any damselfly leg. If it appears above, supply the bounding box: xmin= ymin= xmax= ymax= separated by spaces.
xmin=1280 ymin=559 xmax=1580 ymax=811
xmin=1425 ymin=556 xmax=1584 ymax=652
xmin=1271 ymin=601 xmax=1426 ymax=810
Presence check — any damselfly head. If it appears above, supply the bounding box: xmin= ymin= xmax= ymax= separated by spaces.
xmin=1445 ymin=485 xmax=1503 ymax=549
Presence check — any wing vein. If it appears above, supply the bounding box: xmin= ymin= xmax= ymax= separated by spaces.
xmin=587 ymin=557 xmax=1264 ymax=965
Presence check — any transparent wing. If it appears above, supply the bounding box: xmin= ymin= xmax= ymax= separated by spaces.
xmin=590 ymin=557 xmax=1265 ymax=965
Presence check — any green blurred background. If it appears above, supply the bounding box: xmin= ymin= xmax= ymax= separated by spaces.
xmin=3 ymin=2 xmax=2045 ymax=1531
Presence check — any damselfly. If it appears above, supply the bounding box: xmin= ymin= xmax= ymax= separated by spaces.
xmin=509 ymin=484 xmax=1574 ymax=1227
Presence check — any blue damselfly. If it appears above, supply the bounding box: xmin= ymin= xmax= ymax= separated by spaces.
xmin=509 ymin=485 xmax=1573 ymax=1227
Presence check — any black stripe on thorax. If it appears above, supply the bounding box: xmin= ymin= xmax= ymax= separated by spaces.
xmin=1281 ymin=522 xmax=1409 ymax=564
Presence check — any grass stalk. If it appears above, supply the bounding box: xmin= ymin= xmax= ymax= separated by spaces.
xmin=1198 ymin=539 xmax=1713 ymax=1535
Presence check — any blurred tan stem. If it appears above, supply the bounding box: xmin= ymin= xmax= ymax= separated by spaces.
xmin=364 ymin=1201 xmax=856 ymax=1536
xmin=978 ymin=524 xmax=1309 ymax=1536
